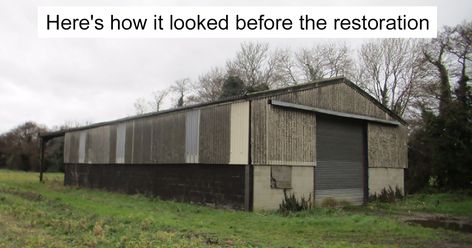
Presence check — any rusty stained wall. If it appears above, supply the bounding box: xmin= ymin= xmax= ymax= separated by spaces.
xmin=199 ymin=104 xmax=231 ymax=164
xmin=367 ymin=123 xmax=408 ymax=168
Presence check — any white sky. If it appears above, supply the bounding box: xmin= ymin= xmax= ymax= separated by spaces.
xmin=0 ymin=0 xmax=471 ymax=133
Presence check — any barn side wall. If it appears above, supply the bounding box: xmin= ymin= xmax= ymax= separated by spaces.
xmin=64 ymin=163 xmax=247 ymax=209
xmin=367 ymin=123 xmax=408 ymax=195
xmin=250 ymin=81 xmax=406 ymax=210
xmin=62 ymin=100 xmax=249 ymax=209
xmin=251 ymin=81 xmax=396 ymax=166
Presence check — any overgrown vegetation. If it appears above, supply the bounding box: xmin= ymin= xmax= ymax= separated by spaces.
xmin=2 ymin=170 xmax=471 ymax=247
xmin=278 ymin=190 xmax=312 ymax=214
xmin=406 ymin=22 xmax=472 ymax=192
xmin=369 ymin=186 xmax=404 ymax=203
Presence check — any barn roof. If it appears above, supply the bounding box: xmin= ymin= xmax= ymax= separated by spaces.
xmin=40 ymin=77 xmax=406 ymax=138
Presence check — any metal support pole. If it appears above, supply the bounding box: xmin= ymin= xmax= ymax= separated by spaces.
xmin=39 ymin=137 xmax=45 ymax=182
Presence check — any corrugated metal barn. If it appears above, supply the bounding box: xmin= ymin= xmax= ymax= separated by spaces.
xmin=60 ymin=77 xmax=407 ymax=210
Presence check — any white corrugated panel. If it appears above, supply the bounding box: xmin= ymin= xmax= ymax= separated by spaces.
xmin=185 ymin=110 xmax=200 ymax=163
xmin=116 ymin=123 xmax=126 ymax=163
xmin=230 ymin=101 xmax=249 ymax=164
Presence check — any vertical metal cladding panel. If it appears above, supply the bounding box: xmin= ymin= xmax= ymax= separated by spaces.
xmin=266 ymin=105 xmax=316 ymax=166
xmin=251 ymin=99 xmax=267 ymax=165
xmin=85 ymin=126 xmax=110 ymax=164
xmin=132 ymin=119 xmax=144 ymax=164
xmin=124 ymin=121 xmax=134 ymax=163
xmin=230 ymin=101 xmax=249 ymax=164
xmin=109 ymin=125 xmax=117 ymax=163
xmin=199 ymin=104 xmax=231 ymax=164
xmin=63 ymin=133 xmax=72 ymax=163
xmin=68 ymin=132 xmax=80 ymax=163
xmin=368 ymin=123 xmax=408 ymax=168
xmin=142 ymin=117 xmax=153 ymax=163
xmin=315 ymin=115 xmax=365 ymax=205
xmin=151 ymin=112 xmax=186 ymax=164
xmin=78 ymin=130 xmax=87 ymax=163
xmin=115 ymin=123 xmax=126 ymax=163
xmin=185 ymin=110 xmax=200 ymax=163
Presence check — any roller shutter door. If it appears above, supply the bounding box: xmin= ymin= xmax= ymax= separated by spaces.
xmin=315 ymin=115 xmax=365 ymax=205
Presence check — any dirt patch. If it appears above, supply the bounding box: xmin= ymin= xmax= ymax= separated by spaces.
xmin=405 ymin=216 xmax=472 ymax=234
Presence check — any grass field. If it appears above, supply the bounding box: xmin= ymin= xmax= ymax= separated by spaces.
xmin=0 ymin=170 xmax=471 ymax=247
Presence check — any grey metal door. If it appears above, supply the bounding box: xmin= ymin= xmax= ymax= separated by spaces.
xmin=315 ymin=115 xmax=365 ymax=205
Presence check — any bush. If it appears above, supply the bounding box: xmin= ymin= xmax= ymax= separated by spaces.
xmin=279 ymin=190 xmax=312 ymax=214
xmin=369 ymin=186 xmax=404 ymax=203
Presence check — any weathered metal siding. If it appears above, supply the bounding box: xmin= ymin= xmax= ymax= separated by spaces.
xmin=85 ymin=126 xmax=110 ymax=164
xmin=115 ymin=123 xmax=126 ymax=163
xmin=124 ymin=121 xmax=134 ymax=163
xmin=132 ymin=118 xmax=152 ymax=164
xmin=251 ymin=101 xmax=316 ymax=166
xmin=266 ymin=106 xmax=316 ymax=166
xmin=230 ymin=101 xmax=249 ymax=164
xmin=315 ymin=115 xmax=364 ymax=205
xmin=368 ymin=123 xmax=408 ymax=168
xmin=151 ymin=112 xmax=186 ymax=164
xmin=64 ymin=132 xmax=80 ymax=164
xmin=199 ymin=104 xmax=231 ymax=164
xmin=109 ymin=125 xmax=117 ymax=163
xmin=251 ymin=99 xmax=267 ymax=165
xmin=78 ymin=131 xmax=87 ymax=163
xmin=185 ymin=110 xmax=200 ymax=163
xmin=250 ymin=82 xmax=394 ymax=165
xmin=63 ymin=133 xmax=71 ymax=163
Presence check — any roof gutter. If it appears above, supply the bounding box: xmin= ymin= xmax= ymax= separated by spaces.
xmin=268 ymin=99 xmax=401 ymax=126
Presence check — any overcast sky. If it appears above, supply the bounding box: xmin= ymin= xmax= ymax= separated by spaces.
xmin=0 ymin=0 xmax=471 ymax=133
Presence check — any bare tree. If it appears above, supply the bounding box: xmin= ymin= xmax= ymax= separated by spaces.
xmin=226 ymin=42 xmax=287 ymax=89
xmin=357 ymin=39 xmax=425 ymax=116
xmin=148 ymin=89 xmax=169 ymax=112
xmin=170 ymin=78 xmax=191 ymax=107
xmin=134 ymin=97 xmax=148 ymax=115
xmin=193 ymin=67 xmax=226 ymax=103
xmin=296 ymin=42 xmax=354 ymax=83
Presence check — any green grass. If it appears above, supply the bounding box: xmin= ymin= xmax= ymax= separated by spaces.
xmin=367 ymin=193 xmax=472 ymax=218
xmin=0 ymin=170 xmax=471 ymax=247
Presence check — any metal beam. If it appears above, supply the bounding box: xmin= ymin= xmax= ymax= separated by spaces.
xmin=268 ymin=99 xmax=400 ymax=126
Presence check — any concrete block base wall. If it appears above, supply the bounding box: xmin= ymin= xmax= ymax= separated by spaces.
xmin=368 ymin=167 xmax=404 ymax=196
xmin=64 ymin=163 xmax=247 ymax=209
xmin=253 ymin=166 xmax=314 ymax=210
